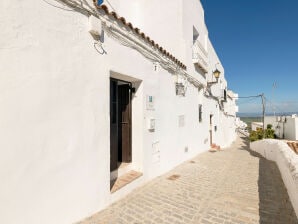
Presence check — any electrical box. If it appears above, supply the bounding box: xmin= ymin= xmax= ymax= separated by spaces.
xmin=146 ymin=95 xmax=155 ymax=110
xmin=88 ymin=15 xmax=102 ymax=37
xmin=148 ymin=118 xmax=155 ymax=131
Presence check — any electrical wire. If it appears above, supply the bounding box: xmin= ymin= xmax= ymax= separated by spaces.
xmin=105 ymin=0 xmax=117 ymax=12
xmin=94 ymin=41 xmax=106 ymax=54
xmin=236 ymin=97 xmax=259 ymax=105
xmin=46 ymin=0 xmax=205 ymax=90
xmin=264 ymin=97 xmax=292 ymax=116
xmin=106 ymin=24 xmax=179 ymax=73
xmin=51 ymin=0 xmax=97 ymax=16
xmin=232 ymin=95 xmax=261 ymax=99
xmin=42 ymin=0 xmax=76 ymax=11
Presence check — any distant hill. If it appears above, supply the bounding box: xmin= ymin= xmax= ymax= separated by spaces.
xmin=239 ymin=117 xmax=262 ymax=131
xmin=237 ymin=112 xmax=298 ymax=118
xmin=237 ymin=112 xmax=298 ymax=131
xmin=237 ymin=113 xmax=262 ymax=118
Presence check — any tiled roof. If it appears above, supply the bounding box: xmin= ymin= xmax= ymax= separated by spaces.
xmin=287 ymin=142 xmax=298 ymax=154
xmin=93 ymin=1 xmax=187 ymax=70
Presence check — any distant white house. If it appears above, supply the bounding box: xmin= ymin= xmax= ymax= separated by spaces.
xmin=265 ymin=115 xmax=298 ymax=140
xmin=236 ymin=117 xmax=247 ymax=129
xmin=250 ymin=115 xmax=298 ymax=141
xmin=251 ymin=122 xmax=263 ymax=131
xmin=0 ymin=0 xmax=238 ymax=223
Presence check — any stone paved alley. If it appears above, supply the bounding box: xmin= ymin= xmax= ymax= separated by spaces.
xmin=78 ymin=135 xmax=298 ymax=224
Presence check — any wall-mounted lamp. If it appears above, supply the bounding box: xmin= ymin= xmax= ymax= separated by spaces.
xmin=207 ymin=66 xmax=221 ymax=86
xmin=213 ymin=68 xmax=221 ymax=80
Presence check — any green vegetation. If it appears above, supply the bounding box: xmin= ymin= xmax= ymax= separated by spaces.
xmin=265 ymin=124 xmax=275 ymax=139
xmin=249 ymin=124 xmax=275 ymax=142
xmin=249 ymin=128 xmax=264 ymax=142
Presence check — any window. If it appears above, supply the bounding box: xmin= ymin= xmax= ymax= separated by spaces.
xmin=199 ymin=104 xmax=202 ymax=122
xmin=193 ymin=26 xmax=199 ymax=44
xmin=176 ymin=83 xmax=186 ymax=96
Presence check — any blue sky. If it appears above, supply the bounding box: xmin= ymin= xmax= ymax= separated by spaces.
xmin=201 ymin=0 xmax=298 ymax=113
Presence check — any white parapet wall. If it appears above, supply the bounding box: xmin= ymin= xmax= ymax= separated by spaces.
xmin=250 ymin=139 xmax=298 ymax=218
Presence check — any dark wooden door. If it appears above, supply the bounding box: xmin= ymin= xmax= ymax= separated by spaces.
xmin=209 ymin=114 xmax=213 ymax=146
xmin=118 ymin=84 xmax=132 ymax=163
xmin=110 ymin=80 xmax=118 ymax=171
xmin=110 ymin=79 xmax=132 ymax=172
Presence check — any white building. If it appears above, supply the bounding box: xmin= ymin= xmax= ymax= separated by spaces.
xmin=251 ymin=122 xmax=263 ymax=131
xmin=0 ymin=0 xmax=238 ymax=223
xmin=265 ymin=115 xmax=298 ymax=140
xmin=235 ymin=118 xmax=247 ymax=130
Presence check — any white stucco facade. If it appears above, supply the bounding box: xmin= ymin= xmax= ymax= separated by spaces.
xmin=251 ymin=122 xmax=263 ymax=131
xmin=251 ymin=140 xmax=298 ymax=218
xmin=265 ymin=115 xmax=298 ymax=140
xmin=0 ymin=1 xmax=238 ymax=223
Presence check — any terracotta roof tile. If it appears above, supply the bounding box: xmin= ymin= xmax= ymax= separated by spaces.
xmin=119 ymin=17 xmax=126 ymax=25
xmin=100 ymin=4 xmax=109 ymax=14
xmin=134 ymin=27 xmax=140 ymax=34
xmin=93 ymin=1 xmax=186 ymax=70
xmin=127 ymin=22 xmax=133 ymax=29
xmin=111 ymin=11 xmax=118 ymax=19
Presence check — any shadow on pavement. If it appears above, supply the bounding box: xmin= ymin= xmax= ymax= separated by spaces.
xmin=237 ymin=134 xmax=298 ymax=224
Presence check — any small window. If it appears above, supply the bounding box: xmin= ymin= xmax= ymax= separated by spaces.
xmin=199 ymin=104 xmax=202 ymax=122
xmin=176 ymin=83 xmax=186 ymax=96
xmin=193 ymin=26 xmax=199 ymax=44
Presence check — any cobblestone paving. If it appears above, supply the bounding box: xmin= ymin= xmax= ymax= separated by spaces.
xmin=79 ymin=135 xmax=298 ymax=224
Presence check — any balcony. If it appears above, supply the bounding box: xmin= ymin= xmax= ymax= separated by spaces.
xmin=209 ymin=85 xmax=224 ymax=99
xmin=192 ymin=40 xmax=208 ymax=73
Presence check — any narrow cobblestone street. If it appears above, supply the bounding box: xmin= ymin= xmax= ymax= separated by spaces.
xmin=79 ymin=135 xmax=298 ymax=224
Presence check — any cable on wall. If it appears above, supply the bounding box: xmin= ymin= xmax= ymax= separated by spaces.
xmin=47 ymin=0 xmax=206 ymax=91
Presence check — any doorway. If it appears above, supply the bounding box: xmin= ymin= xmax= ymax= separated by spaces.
xmin=209 ymin=114 xmax=213 ymax=146
xmin=110 ymin=78 xmax=132 ymax=172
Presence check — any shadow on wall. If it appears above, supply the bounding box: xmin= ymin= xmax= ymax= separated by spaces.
xmin=238 ymin=135 xmax=298 ymax=224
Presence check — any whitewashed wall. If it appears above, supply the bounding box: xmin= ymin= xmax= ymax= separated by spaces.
xmin=251 ymin=122 xmax=263 ymax=131
xmin=284 ymin=117 xmax=298 ymax=141
xmin=251 ymin=140 xmax=298 ymax=218
xmin=105 ymin=0 xmax=185 ymax=62
xmin=264 ymin=116 xmax=284 ymax=138
xmin=0 ymin=0 xmax=237 ymax=223
xmin=0 ymin=1 xmax=112 ymax=223
xmin=264 ymin=116 xmax=298 ymax=140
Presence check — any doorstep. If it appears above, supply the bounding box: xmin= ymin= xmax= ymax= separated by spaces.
xmin=110 ymin=170 xmax=143 ymax=193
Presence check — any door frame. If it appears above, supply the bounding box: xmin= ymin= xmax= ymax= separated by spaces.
xmin=110 ymin=78 xmax=132 ymax=172
xmin=209 ymin=114 xmax=213 ymax=146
